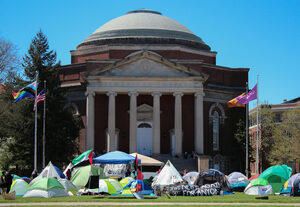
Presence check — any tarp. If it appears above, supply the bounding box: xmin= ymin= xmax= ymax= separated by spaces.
xmin=70 ymin=165 xmax=105 ymax=188
xmin=151 ymin=160 xmax=183 ymax=187
xmin=122 ymin=180 xmax=153 ymax=195
xmin=130 ymin=153 xmax=163 ymax=166
xmin=259 ymin=165 xmax=292 ymax=193
xmin=227 ymin=172 xmax=249 ymax=191
xmin=30 ymin=161 xmax=65 ymax=185
xmin=93 ymin=151 xmax=141 ymax=164
xmin=280 ymin=173 xmax=300 ymax=196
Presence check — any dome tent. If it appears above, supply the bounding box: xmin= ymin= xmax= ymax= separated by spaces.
xmin=244 ymin=178 xmax=273 ymax=196
xmin=280 ymin=173 xmax=300 ymax=196
xmin=183 ymin=172 xmax=199 ymax=185
xmin=24 ymin=177 xmax=68 ymax=198
xmin=227 ymin=172 xmax=250 ymax=191
xmin=259 ymin=165 xmax=292 ymax=193
xmin=120 ymin=177 xmax=135 ymax=187
xmin=121 ymin=180 xmax=153 ymax=196
xmin=70 ymin=165 xmax=105 ymax=188
xmin=194 ymin=169 xmax=230 ymax=191
xmin=30 ymin=161 xmax=65 ymax=185
xmin=9 ymin=179 xmax=29 ymax=196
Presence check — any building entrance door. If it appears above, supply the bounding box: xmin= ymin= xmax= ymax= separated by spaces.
xmin=137 ymin=122 xmax=153 ymax=156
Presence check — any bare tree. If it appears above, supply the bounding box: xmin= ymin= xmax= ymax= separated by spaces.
xmin=0 ymin=37 xmax=20 ymax=83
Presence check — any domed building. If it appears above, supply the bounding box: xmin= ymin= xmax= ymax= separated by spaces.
xmin=59 ymin=9 xmax=249 ymax=173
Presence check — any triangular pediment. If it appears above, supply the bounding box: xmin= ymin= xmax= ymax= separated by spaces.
xmin=88 ymin=51 xmax=208 ymax=79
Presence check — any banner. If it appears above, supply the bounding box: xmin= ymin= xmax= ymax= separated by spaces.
xmin=104 ymin=164 xmax=127 ymax=178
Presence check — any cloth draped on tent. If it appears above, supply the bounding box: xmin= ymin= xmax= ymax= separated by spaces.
xmin=70 ymin=165 xmax=105 ymax=188
xmin=183 ymin=172 xmax=199 ymax=185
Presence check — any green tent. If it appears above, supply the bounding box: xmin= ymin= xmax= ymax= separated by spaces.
xmin=259 ymin=165 xmax=292 ymax=193
xmin=29 ymin=177 xmax=64 ymax=191
xmin=24 ymin=177 xmax=69 ymax=198
xmin=250 ymin=178 xmax=269 ymax=186
xmin=70 ymin=165 xmax=105 ymax=188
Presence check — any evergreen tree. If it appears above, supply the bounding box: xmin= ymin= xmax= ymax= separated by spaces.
xmin=0 ymin=31 xmax=80 ymax=170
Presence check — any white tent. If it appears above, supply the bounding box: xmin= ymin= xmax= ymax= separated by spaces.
xmin=130 ymin=153 xmax=164 ymax=166
xmin=244 ymin=184 xmax=273 ymax=195
xmin=151 ymin=160 xmax=183 ymax=187
xmin=30 ymin=161 xmax=64 ymax=185
xmin=183 ymin=171 xmax=199 ymax=185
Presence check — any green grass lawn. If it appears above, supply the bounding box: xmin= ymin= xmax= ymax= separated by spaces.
xmin=0 ymin=192 xmax=299 ymax=204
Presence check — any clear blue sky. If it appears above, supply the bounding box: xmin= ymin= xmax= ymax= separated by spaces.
xmin=1 ymin=0 xmax=299 ymax=109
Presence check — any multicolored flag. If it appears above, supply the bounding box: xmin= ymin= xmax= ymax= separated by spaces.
xmin=33 ymin=88 xmax=46 ymax=111
xmin=227 ymin=93 xmax=246 ymax=108
xmin=227 ymin=84 xmax=258 ymax=107
xmin=12 ymin=81 xmax=37 ymax=103
xmin=72 ymin=149 xmax=94 ymax=167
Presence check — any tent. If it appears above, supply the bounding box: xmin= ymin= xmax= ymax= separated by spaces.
xmin=194 ymin=169 xmax=230 ymax=191
xmin=84 ymin=179 xmax=118 ymax=195
xmin=259 ymin=165 xmax=292 ymax=193
xmin=130 ymin=153 xmax=163 ymax=166
xmin=120 ymin=177 xmax=135 ymax=187
xmin=63 ymin=163 xmax=73 ymax=179
xmin=244 ymin=178 xmax=273 ymax=195
xmin=121 ymin=180 xmax=153 ymax=196
xmin=280 ymin=173 xmax=300 ymax=197
xmin=9 ymin=179 xmax=29 ymax=196
xmin=93 ymin=151 xmax=141 ymax=164
xmin=151 ymin=160 xmax=183 ymax=187
xmin=249 ymin=174 xmax=260 ymax=181
xmin=21 ymin=177 xmax=31 ymax=184
xmin=183 ymin=171 xmax=199 ymax=185
xmin=70 ymin=165 xmax=105 ymax=188
xmin=227 ymin=172 xmax=250 ymax=191
xmin=24 ymin=177 xmax=69 ymax=198
xmin=57 ymin=178 xmax=78 ymax=191
xmin=30 ymin=161 xmax=65 ymax=185
xmin=106 ymin=178 xmax=123 ymax=192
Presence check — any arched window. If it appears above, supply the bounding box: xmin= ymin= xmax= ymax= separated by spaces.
xmin=213 ymin=111 xmax=220 ymax=151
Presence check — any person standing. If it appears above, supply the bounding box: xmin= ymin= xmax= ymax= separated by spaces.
xmin=5 ymin=170 xmax=13 ymax=194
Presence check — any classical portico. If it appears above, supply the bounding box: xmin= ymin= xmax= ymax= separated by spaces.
xmin=84 ymin=51 xmax=206 ymax=156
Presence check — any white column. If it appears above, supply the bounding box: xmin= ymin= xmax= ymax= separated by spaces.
xmin=86 ymin=91 xmax=95 ymax=150
xmin=129 ymin=91 xmax=138 ymax=153
xmin=107 ymin=91 xmax=117 ymax=152
xmin=194 ymin=91 xmax=205 ymax=154
xmin=174 ymin=92 xmax=183 ymax=156
xmin=152 ymin=92 xmax=161 ymax=155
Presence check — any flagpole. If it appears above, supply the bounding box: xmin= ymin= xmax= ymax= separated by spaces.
xmin=245 ymin=82 xmax=249 ymax=178
xmin=34 ymin=73 xmax=38 ymax=172
xmin=256 ymin=74 xmax=259 ymax=174
xmin=42 ymin=80 xmax=46 ymax=168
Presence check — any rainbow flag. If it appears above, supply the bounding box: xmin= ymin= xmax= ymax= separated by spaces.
xmin=12 ymin=81 xmax=37 ymax=103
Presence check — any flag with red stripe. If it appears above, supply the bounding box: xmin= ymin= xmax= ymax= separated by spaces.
xmin=33 ymin=88 xmax=46 ymax=111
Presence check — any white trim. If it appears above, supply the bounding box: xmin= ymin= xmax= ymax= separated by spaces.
xmin=60 ymin=82 xmax=82 ymax=88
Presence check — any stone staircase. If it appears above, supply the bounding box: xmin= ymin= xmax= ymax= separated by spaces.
xmin=152 ymin=154 xmax=198 ymax=174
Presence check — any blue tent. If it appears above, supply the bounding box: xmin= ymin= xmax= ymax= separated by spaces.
xmin=93 ymin=151 xmax=141 ymax=164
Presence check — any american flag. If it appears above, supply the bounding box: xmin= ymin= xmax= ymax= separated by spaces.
xmin=33 ymin=89 xmax=46 ymax=111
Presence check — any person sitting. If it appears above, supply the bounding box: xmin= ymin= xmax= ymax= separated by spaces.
xmin=5 ymin=171 xmax=13 ymax=194
xmin=0 ymin=171 xmax=7 ymax=194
